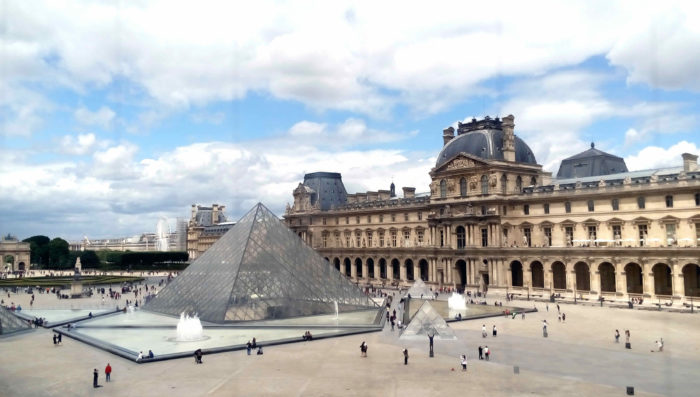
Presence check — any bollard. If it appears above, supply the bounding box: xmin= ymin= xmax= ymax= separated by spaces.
xmin=626 ymin=386 xmax=634 ymax=395
xmin=513 ymin=366 xmax=519 ymax=374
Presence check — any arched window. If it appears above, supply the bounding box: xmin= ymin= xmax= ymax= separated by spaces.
xmin=481 ymin=175 xmax=489 ymax=195
xmin=459 ymin=177 xmax=467 ymax=197
xmin=516 ymin=176 xmax=522 ymax=192
xmin=530 ymin=176 xmax=537 ymax=186
xmin=501 ymin=174 xmax=507 ymax=194
xmin=440 ymin=179 xmax=447 ymax=198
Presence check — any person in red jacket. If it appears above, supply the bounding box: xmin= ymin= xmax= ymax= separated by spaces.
xmin=105 ymin=363 xmax=112 ymax=382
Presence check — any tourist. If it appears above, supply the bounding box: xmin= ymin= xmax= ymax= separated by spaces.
xmin=360 ymin=341 xmax=367 ymax=357
xmin=136 ymin=351 xmax=143 ymax=362
xmin=247 ymin=341 xmax=252 ymax=355
xmin=53 ymin=334 xmax=57 ymax=345
xmin=57 ymin=333 xmax=61 ymax=344
xmin=428 ymin=332 xmax=435 ymax=355
xmin=105 ymin=363 xmax=111 ymax=382
xmin=562 ymin=313 xmax=566 ymax=322
xmin=655 ymin=338 xmax=664 ymax=352
xmin=546 ymin=304 xmax=548 ymax=312
xmin=484 ymin=346 xmax=490 ymax=361
xmin=557 ymin=304 xmax=560 ymax=313
xmin=478 ymin=345 xmax=483 ymax=360
xmin=194 ymin=348 xmax=203 ymax=363
xmin=252 ymin=337 xmax=257 ymax=348
xmin=481 ymin=324 xmax=487 ymax=338
xmin=256 ymin=346 xmax=263 ymax=355
xmin=492 ymin=325 xmax=497 ymax=337
xmin=403 ymin=348 xmax=409 ymax=365
xmin=615 ymin=329 xmax=620 ymax=343
xmin=558 ymin=314 xmax=561 ymax=322
xmin=625 ymin=330 xmax=631 ymax=349
xmin=148 ymin=350 xmax=154 ymax=359
xmin=93 ymin=368 xmax=99 ymax=388
xmin=460 ymin=354 xmax=467 ymax=371
xmin=542 ymin=320 xmax=548 ymax=337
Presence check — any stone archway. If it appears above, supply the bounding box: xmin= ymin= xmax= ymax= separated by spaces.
xmin=391 ymin=258 xmax=400 ymax=280
xmin=625 ymin=263 xmax=643 ymax=294
xmin=355 ymin=258 xmax=363 ymax=278
xmin=599 ymin=262 xmax=616 ymax=293
xmin=574 ymin=262 xmax=590 ymax=291
xmin=552 ymin=261 xmax=566 ymax=289
xmin=379 ymin=258 xmax=387 ymax=279
xmin=530 ymin=261 xmax=544 ymax=288
xmin=419 ymin=259 xmax=429 ymax=281
xmin=652 ymin=263 xmax=672 ymax=296
xmin=367 ymin=258 xmax=375 ymax=279
xmin=682 ymin=264 xmax=700 ymax=297
xmin=510 ymin=260 xmax=523 ymax=287
xmin=405 ymin=259 xmax=414 ymax=281
xmin=456 ymin=260 xmax=467 ymax=287
xmin=344 ymin=258 xmax=352 ymax=277
xmin=334 ymin=258 xmax=341 ymax=272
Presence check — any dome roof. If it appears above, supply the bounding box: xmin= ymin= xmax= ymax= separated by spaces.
xmin=556 ymin=143 xmax=628 ymax=179
xmin=436 ymin=128 xmax=537 ymax=168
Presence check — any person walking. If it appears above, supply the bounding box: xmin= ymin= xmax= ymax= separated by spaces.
xmin=360 ymin=341 xmax=367 ymax=357
xmin=562 ymin=313 xmax=566 ymax=322
xmin=460 ymin=354 xmax=467 ymax=371
xmin=542 ymin=320 xmax=548 ymax=337
xmin=481 ymin=324 xmax=487 ymax=338
xmin=492 ymin=325 xmax=497 ymax=337
xmin=614 ymin=329 xmax=620 ymax=343
xmin=478 ymin=345 xmax=483 ymax=360
xmin=57 ymin=333 xmax=62 ymax=344
xmin=403 ymin=348 xmax=409 ymax=365
xmin=105 ymin=363 xmax=111 ymax=382
xmin=625 ymin=330 xmax=631 ymax=349
xmin=246 ymin=341 xmax=252 ymax=355
xmin=53 ymin=334 xmax=57 ymax=345
xmin=93 ymin=368 xmax=99 ymax=388
xmin=557 ymin=304 xmax=560 ymax=313
xmin=484 ymin=346 xmax=490 ymax=361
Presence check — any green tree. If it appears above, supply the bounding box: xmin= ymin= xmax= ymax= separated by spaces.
xmin=23 ymin=235 xmax=50 ymax=267
xmin=79 ymin=250 xmax=101 ymax=268
xmin=48 ymin=237 xmax=70 ymax=269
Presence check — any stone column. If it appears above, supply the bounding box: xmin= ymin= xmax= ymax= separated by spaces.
xmin=615 ymin=263 xmax=625 ymax=295
xmin=413 ymin=262 xmax=420 ymax=282
xmin=351 ymin=261 xmax=357 ymax=279
xmin=524 ymin=263 xmax=532 ymax=290
xmin=400 ymin=262 xmax=407 ymax=282
xmin=672 ymin=262 xmax=683 ymax=297
xmin=590 ymin=266 xmax=601 ymax=295
xmin=362 ymin=261 xmax=369 ymax=281
xmin=642 ymin=262 xmax=653 ymax=296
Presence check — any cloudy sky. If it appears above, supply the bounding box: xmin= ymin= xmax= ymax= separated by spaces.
xmin=1 ymin=0 xmax=699 ymax=241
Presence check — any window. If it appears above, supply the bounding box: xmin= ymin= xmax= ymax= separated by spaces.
xmin=322 ymin=234 xmax=328 ymax=248
xmin=322 ymin=217 xmax=327 ymax=225
xmin=587 ymin=200 xmax=595 ymax=212
xmin=335 ymin=233 xmax=340 ymax=247
xmin=481 ymin=175 xmax=489 ymax=195
xmin=355 ymin=231 xmax=361 ymax=247
xmin=696 ymin=223 xmax=700 ymax=244
xmin=523 ymin=227 xmax=531 ymax=247
xmin=612 ymin=225 xmax=621 ymax=242
xmin=587 ymin=226 xmax=597 ymax=242
xmin=457 ymin=226 xmax=465 ymax=249
xmin=345 ymin=217 xmax=349 ymax=225
xmin=696 ymin=193 xmax=700 ymax=206
xmin=367 ymin=215 xmax=372 ymax=223
xmin=345 ymin=232 xmax=351 ymax=247
xmin=611 ymin=199 xmax=619 ymax=211
xmin=335 ymin=217 xmax=339 ymax=225
xmin=666 ymin=224 xmax=676 ymax=245
xmin=481 ymin=228 xmax=488 ymax=247
xmin=544 ymin=203 xmax=549 ymax=215
xmin=460 ymin=177 xmax=467 ymax=197
xmin=516 ymin=176 xmax=522 ymax=192
xmin=309 ymin=217 xmax=313 ymax=225
xmin=565 ymin=226 xmax=574 ymax=246
xmin=379 ymin=214 xmax=384 ymax=223
xmin=481 ymin=206 xmax=487 ymax=215
xmin=439 ymin=230 xmax=444 ymax=247
xmin=638 ymin=224 xmax=648 ymax=246
xmin=367 ymin=231 xmax=373 ymax=247
xmin=501 ymin=174 xmax=507 ymax=194
xmin=391 ymin=230 xmax=397 ymax=247
xmin=403 ymin=230 xmax=410 ymax=246
xmin=565 ymin=201 xmax=571 ymax=213
xmin=523 ymin=204 xmax=530 ymax=215
xmin=404 ymin=213 xmax=409 ymax=221
xmin=417 ymin=230 xmax=424 ymax=244
xmin=665 ymin=195 xmax=674 ymax=208
xmin=417 ymin=211 xmax=422 ymax=221
xmin=391 ymin=213 xmax=396 ymax=222
xmin=440 ymin=179 xmax=447 ymax=198
xmin=637 ymin=197 xmax=645 ymax=209
xmin=544 ymin=227 xmax=552 ymax=246
xmin=379 ymin=231 xmax=385 ymax=247
xmin=356 ymin=216 xmax=360 ymax=224
xmin=502 ymin=205 xmax=507 ymax=215
xmin=530 ymin=176 xmax=537 ymax=186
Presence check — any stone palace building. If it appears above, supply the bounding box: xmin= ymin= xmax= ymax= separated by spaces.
xmin=284 ymin=115 xmax=700 ymax=304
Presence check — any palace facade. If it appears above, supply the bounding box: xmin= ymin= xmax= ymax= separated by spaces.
xmin=284 ymin=115 xmax=700 ymax=304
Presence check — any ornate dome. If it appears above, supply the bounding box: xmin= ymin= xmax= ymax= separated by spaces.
xmin=435 ymin=117 xmax=537 ymax=168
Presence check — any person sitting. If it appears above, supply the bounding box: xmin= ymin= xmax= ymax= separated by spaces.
xmin=148 ymin=350 xmax=154 ymax=359
xmin=256 ymin=346 xmax=263 ymax=355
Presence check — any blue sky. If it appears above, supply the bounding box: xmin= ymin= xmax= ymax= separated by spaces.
xmin=1 ymin=0 xmax=699 ymax=241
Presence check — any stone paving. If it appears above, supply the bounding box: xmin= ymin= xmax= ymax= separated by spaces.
xmin=1 ymin=282 xmax=697 ymax=396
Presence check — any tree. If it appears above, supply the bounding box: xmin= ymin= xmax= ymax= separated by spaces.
xmin=23 ymin=235 xmax=50 ymax=267
xmin=48 ymin=238 xmax=70 ymax=269
xmin=79 ymin=250 xmax=101 ymax=268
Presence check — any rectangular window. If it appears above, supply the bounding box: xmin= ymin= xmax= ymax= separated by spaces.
xmin=523 ymin=227 xmax=531 ymax=247
xmin=544 ymin=203 xmax=549 ymax=215
xmin=367 ymin=215 xmax=372 ymax=223
xmin=587 ymin=200 xmax=595 ymax=212
xmin=404 ymin=213 xmax=409 ymax=221
xmin=588 ymin=226 xmax=597 ymax=242
xmin=544 ymin=227 xmax=552 ymax=246
xmin=355 ymin=232 xmax=361 ymax=247
xmin=440 ymin=230 xmax=444 ymax=247
xmin=417 ymin=230 xmax=424 ymax=244
xmin=638 ymin=224 xmax=648 ymax=246
xmin=335 ymin=234 xmax=340 ymax=247
xmin=322 ymin=217 xmax=327 ymax=225
xmin=666 ymin=224 xmax=676 ymax=245
xmin=638 ymin=197 xmax=645 ymax=209
xmin=665 ymin=195 xmax=674 ymax=208
xmin=565 ymin=201 xmax=571 ymax=213
xmin=403 ymin=230 xmax=410 ymax=246
xmin=345 ymin=217 xmax=349 ymax=225
xmin=335 ymin=217 xmax=339 ymax=225
xmin=391 ymin=214 xmax=396 ymax=222
xmin=345 ymin=233 xmax=351 ymax=247
xmin=391 ymin=230 xmax=397 ymax=247
xmin=356 ymin=216 xmax=360 ymax=224
xmin=379 ymin=232 xmax=385 ymax=247
xmin=523 ymin=204 xmax=530 ymax=215
xmin=367 ymin=231 xmax=373 ymax=247
xmin=481 ymin=228 xmax=488 ymax=247
xmin=613 ymin=225 xmax=621 ymax=242
xmin=612 ymin=199 xmax=619 ymax=211
xmin=696 ymin=223 xmax=700 ymax=244
xmin=379 ymin=214 xmax=384 ymax=223
xmin=565 ymin=226 xmax=574 ymax=246
xmin=418 ymin=211 xmax=422 ymax=221
xmin=322 ymin=234 xmax=328 ymax=248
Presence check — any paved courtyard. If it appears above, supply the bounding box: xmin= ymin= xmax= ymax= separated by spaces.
xmin=1 ymin=283 xmax=698 ymax=396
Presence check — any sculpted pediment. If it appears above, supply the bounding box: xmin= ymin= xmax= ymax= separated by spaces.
xmin=437 ymin=154 xmax=488 ymax=172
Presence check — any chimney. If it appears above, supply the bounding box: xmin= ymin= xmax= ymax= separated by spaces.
xmin=212 ymin=204 xmax=219 ymax=225
xmin=191 ymin=204 xmax=197 ymax=220
xmin=402 ymin=187 xmax=415 ymax=198
xmin=502 ymin=115 xmax=515 ymax=162
xmin=682 ymin=153 xmax=698 ymax=172
xmin=443 ymin=127 xmax=455 ymax=146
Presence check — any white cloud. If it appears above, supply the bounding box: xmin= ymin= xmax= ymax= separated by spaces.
xmin=74 ymin=106 xmax=115 ymax=129
xmin=625 ymin=141 xmax=699 ymax=170
xmin=289 ymin=121 xmax=326 ymax=136
xmin=59 ymin=133 xmax=98 ymax=155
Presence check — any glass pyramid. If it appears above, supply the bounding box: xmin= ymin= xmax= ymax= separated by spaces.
xmin=0 ymin=306 xmax=31 ymax=336
xmin=405 ymin=279 xmax=433 ymax=298
xmin=400 ymin=301 xmax=456 ymax=340
xmin=145 ymin=203 xmax=380 ymax=324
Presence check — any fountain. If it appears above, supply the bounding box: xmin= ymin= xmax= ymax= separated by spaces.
xmin=175 ymin=312 xmax=206 ymax=342
xmin=333 ymin=301 xmax=339 ymax=320
xmin=448 ymin=292 xmax=467 ymax=311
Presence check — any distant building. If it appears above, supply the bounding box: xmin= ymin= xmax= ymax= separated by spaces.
xmin=285 ymin=115 xmax=700 ymax=304
xmin=1 ymin=234 xmax=31 ymax=273
xmin=187 ymin=204 xmax=235 ymax=260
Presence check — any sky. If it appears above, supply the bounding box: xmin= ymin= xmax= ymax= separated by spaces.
xmin=1 ymin=0 xmax=699 ymax=241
